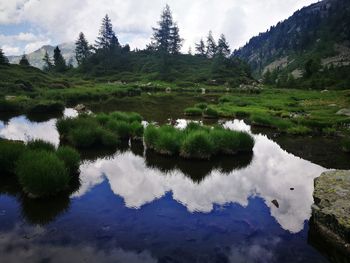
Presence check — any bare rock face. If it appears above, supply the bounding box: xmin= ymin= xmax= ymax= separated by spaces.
xmin=310 ymin=170 xmax=350 ymax=259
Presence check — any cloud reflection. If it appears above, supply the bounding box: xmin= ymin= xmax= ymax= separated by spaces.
xmin=77 ymin=121 xmax=326 ymax=233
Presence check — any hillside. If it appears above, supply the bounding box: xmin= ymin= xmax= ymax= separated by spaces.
xmin=8 ymin=42 xmax=77 ymax=69
xmin=234 ymin=0 xmax=350 ymax=88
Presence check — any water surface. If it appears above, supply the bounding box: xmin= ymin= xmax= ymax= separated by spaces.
xmin=0 ymin=112 xmax=342 ymax=263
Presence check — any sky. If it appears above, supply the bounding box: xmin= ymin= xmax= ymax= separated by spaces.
xmin=0 ymin=0 xmax=319 ymax=56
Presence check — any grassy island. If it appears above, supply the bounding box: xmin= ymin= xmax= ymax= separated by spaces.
xmin=144 ymin=122 xmax=254 ymax=160
xmin=56 ymin=111 xmax=143 ymax=149
xmin=0 ymin=139 xmax=80 ymax=198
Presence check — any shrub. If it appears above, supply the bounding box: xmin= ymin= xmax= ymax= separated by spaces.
xmin=184 ymin=107 xmax=202 ymax=116
xmin=27 ymin=140 xmax=56 ymax=152
xmin=180 ymin=131 xmax=214 ymax=159
xmin=16 ymin=150 xmax=70 ymax=197
xmin=0 ymin=140 xmax=25 ymax=174
xmin=203 ymin=107 xmax=219 ymax=119
xmin=56 ymin=146 xmax=81 ymax=174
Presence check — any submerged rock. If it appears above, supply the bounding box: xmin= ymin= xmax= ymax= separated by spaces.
xmin=311 ymin=170 xmax=350 ymax=257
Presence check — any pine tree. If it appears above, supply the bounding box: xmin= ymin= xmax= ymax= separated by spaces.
xmin=152 ymin=5 xmax=182 ymax=54
xmin=19 ymin=54 xmax=30 ymax=66
xmin=95 ymin=15 xmax=119 ymax=50
xmin=195 ymin=39 xmax=206 ymax=56
xmin=0 ymin=48 xmax=9 ymax=65
xmin=53 ymin=46 xmax=67 ymax=72
xmin=217 ymin=34 xmax=231 ymax=57
xmin=42 ymin=51 xmax=53 ymax=71
xmin=206 ymin=31 xmax=217 ymax=58
xmin=170 ymin=23 xmax=183 ymax=54
xmin=75 ymin=32 xmax=91 ymax=65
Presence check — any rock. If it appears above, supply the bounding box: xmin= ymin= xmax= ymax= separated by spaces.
xmin=312 ymin=170 xmax=350 ymax=253
xmin=165 ymin=87 xmax=171 ymax=93
xmin=271 ymin=199 xmax=279 ymax=208
xmin=74 ymin=104 xmax=87 ymax=113
xmin=336 ymin=108 xmax=350 ymax=117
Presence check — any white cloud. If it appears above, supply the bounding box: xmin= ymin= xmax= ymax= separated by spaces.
xmin=1 ymin=44 xmax=21 ymax=55
xmin=0 ymin=0 xmax=318 ymax=53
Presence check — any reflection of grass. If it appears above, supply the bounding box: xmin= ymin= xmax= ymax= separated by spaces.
xmin=144 ymin=123 xmax=254 ymax=160
xmin=342 ymin=138 xmax=350 ymax=153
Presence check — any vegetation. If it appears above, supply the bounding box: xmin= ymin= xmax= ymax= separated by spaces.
xmin=185 ymin=88 xmax=350 ymax=135
xmin=144 ymin=123 xmax=254 ymax=159
xmin=56 ymin=111 xmax=143 ymax=148
xmin=16 ymin=150 xmax=70 ymax=197
xmin=0 ymin=139 xmax=80 ymax=197
xmin=342 ymin=138 xmax=350 ymax=153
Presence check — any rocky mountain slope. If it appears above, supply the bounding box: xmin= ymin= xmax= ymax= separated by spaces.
xmin=234 ymin=0 xmax=350 ymax=79
xmin=8 ymin=42 xmax=76 ymax=69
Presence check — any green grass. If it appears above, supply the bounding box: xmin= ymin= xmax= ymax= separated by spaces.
xmin=27 ymin=139 xmax=56 ymax=152
xmin=184 ymin=88 xmax=350 ymax=135
xmin=184 ymin=107 xmax=202 ymax=116
xmin=16 ymin=150 xmax=70 ymax=197
xmin=144 ymin=123 xmax=254 ymax=159
xmin=56 ymin=146 xmax=81 ymax=174
xmin=180 ymin=131 xmax=215 ymax=159
xmin=0 ymin=140 xmax=26 ymax=174
xmin=203 ymin=107 xmax=219 ymax=119
xmin=57 ymin=111 xmax=143 ymax=149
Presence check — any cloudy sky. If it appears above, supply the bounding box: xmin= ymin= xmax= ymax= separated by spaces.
xmin=0 ymin=0 xmax=318 ymax=56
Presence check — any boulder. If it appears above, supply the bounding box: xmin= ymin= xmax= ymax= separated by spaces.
xmin=311 ymin=170 xmax=350 ymax=257
xmin=336 ymin=108 xmax=350 ymax=117
xmin=74 ymin=104 xmax=87 ymax=113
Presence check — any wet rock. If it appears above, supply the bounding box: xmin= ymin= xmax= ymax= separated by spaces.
xmin=271 ymin=199 xmax=279 ymax=208
xmin=336 ymin=108 xmax=350 ymax=117
xmin=312 ymin=170 xmax=350 ymax=254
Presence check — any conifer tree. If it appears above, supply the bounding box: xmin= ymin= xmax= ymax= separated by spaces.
xmin=0 ymin=48 xmax=9 ymax=65
xmin=95 ymin=15 xmax=119 ymax=50
xmin=195 ymin=39 xmax=206 ymax=56
xmin=217 ymin=34 xmax=231 ymax=57
xmin=206 ymin=31 xmax=217 ymax=58
xmin=42 ymin=51 xmax=53 ymax=71
xmin=75 ymin=32 xmax=91 ymax=65
xmin=170 ymin=23 xmax=183 ymax=54
xmin=53 ymin=46 xmax=67 ymax=72
xmin=152 ymin=5 xmax=183 ymax=54
xmin=19 ymin=54 xmax=30 ymax=66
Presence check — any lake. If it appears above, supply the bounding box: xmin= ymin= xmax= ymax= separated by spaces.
xmin=0 ymin=108 xmax=346 ymax=263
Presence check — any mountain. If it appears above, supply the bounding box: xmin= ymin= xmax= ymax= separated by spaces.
xmin=234 ymin=0 xmax=350 ymax=82
xmin=8 ymin=42 xmax=77 ymax=69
